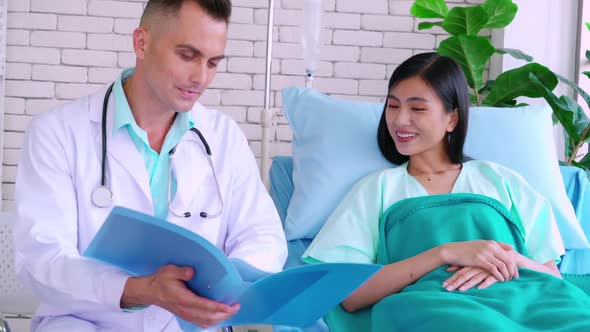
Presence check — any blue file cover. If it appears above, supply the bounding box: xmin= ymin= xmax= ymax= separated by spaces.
xmin=83 ymin=206 xmax=381 ymax=331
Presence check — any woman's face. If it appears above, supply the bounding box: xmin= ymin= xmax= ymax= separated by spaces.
xmin=385 ymin=76 xmax=458 ymax=158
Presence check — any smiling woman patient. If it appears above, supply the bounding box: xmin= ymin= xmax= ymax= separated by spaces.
xmin=302 ymin=52 xmax=590 ymax=331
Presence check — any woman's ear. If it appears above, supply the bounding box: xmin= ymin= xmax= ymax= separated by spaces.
xmin=447 ymin=108 xmax=459 ymax=132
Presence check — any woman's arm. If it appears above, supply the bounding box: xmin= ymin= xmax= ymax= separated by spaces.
xmin=495 ymin=242 xmax=561 ymax=278
xmin=342 ymin=240 xmax=516 ymax=312
xmin=443 ymin=242 xmax=561 ymax=293
xmin=516 ymin=254 xmax=562 ymax=279
xmin=493 ymin=165 xmax=566 ymax=275
xmin=342 ymin=246 xmax=445 ymax=312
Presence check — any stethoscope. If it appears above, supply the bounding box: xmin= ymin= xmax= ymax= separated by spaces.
xmin=90 ymin=83 xmax=224 ymax=218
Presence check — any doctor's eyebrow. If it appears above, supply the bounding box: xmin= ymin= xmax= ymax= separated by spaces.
xmin=176 ymin=44 xmax=225 ymax=61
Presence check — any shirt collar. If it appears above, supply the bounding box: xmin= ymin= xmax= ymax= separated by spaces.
xmin=112 ymin=68 xmax=136 ymax=136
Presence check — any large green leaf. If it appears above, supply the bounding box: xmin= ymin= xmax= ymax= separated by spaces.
xmin=555 ymin=76 xmax=590 ymax=159
xmin=438 ymin=35 xmax=495 ymax=90
xmin=482 ymin=63 xmax=558 ymax=106
xmin=570 ymin=160 xmax=583 ymax=168
xmin=586 ymin=50 xmax=590 ymax=62
xmin=560 ymin=95 xmax=590 ymax=137
xmin=442 ymin=6 xmax=489 ymax=36
xmin=418 ymin=21 xmax=443 ymax=30
xmin=578 ymin=153 xmax=590 ymax=169
xmin=556 ymin=73 xmax=590 ymax=111
xmin=482 ymin=0 xmax=518 ymax=29
xmin=478 ymin=79 xmax=495 ymax=94
xmin=410 ymin=0 xmax=449 ymax=19
xmin=495 ymin=48 xmax=533 ymax=62
xmin=495 ymin=100 xmax=518 ymax=108
xmin=529 ymin=73 xmax=581 ymax=142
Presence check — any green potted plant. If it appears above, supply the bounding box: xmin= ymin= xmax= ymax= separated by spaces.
xmin=529 ymin=23 xmax=590 ymax=174
xmin=412 ymin=0 xmax=590 ymax=175
xmin=410 ymin=0 xmax=558 ymax=107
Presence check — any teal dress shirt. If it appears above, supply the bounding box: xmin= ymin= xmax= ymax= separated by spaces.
xmin=113 ymin=68 xmax=194 ymax=219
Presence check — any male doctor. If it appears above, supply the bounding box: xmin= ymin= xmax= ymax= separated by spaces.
xmin=14 ymin=0 xmax=287 ymax=331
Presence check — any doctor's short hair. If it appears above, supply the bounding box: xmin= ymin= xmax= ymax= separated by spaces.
xmin=141 ymin=0 xmax=232 ymax=25
xmin=377 ymin=52 xmax=470 ymax=165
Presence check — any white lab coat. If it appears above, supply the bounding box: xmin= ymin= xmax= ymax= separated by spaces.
xmin=14 ymin=85 xmax=288 ymax=332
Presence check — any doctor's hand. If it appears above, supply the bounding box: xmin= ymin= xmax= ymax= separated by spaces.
xmin=121 ymin=265 xmax=240 ymax=329
xmin=440 ymin=240 xmax=518 ymax=282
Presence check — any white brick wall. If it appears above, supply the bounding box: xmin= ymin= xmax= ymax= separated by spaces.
xmin=3 ymin=0 xmax=472 ymax=207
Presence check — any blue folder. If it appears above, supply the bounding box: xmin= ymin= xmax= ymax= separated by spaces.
xmin=83 ymin=206 xmax=381 ymax=331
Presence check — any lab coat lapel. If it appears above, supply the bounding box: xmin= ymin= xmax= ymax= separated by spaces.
xmin=91 ymin=91 xmax=152 ymax=204
xmin=107 ymin=132 xmax=152 ymax=203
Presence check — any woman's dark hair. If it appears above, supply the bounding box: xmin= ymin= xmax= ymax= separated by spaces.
xmin=377 ymin=52 xmax=470 ymax=165
xmin=142 ymin=0 xmax=232 ymax=25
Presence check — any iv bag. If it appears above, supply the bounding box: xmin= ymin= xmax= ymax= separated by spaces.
xmin=301 ymin=0 xmax=323 ymax=74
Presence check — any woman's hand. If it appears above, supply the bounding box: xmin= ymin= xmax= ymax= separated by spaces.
xmin=443 ymin=265 xmax=509 ymax=291
xmin=440 ymin=241 xmax=519 ymax=281
xmin=496 ymin=241 xmax=521 ymax=275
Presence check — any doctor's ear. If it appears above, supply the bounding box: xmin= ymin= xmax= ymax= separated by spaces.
xmin=133 ymin=27 xmax=149 ymax=60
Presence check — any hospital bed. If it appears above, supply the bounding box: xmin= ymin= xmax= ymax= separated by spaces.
xmin=261 ymin=87 xmax=590 ymax=332
xmin=267 ymin=158 xmax=590 ymax=331
xmin=269 ymin=154 xmax=590 ymax=283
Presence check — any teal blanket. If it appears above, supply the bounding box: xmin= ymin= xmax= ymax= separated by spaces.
xmin=326 ymin=194 xmax=590 ymax=331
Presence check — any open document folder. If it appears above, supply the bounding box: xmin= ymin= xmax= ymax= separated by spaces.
xmin=83 ymin=206 xmax=381 ymax=331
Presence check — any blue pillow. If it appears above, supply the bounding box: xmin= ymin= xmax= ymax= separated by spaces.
xmin=282 ymin=87 xmax=393 ymax=240
xmin=282 ymin=86 xmax=589 ymax=250
xmin=465 ymin=107 xmax=587 ymax=249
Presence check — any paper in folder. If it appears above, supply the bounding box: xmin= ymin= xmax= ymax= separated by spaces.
xmin=83 ymin=206 xmax=381 ymax=331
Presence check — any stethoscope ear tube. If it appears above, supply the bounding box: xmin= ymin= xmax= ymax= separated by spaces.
xmin=92 ymin=83 xmax=115 ymax=208
xmin=190 ymin=127 xmax=211 ymax=156
xmin=100 ymin=83 xmax=114 ymax=187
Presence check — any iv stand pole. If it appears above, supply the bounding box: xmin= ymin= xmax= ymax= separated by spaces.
xmin=259 ymin=0 xmax=275 ymax=188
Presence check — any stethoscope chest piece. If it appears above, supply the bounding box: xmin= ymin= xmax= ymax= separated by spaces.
xmin=92 ymin=186 xmax=113 ymax=208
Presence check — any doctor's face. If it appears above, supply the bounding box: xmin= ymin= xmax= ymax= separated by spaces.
xmin=385 ymin=76 xmax=458 ymax=159
xmin=136 ymin=2 xmax=227 ymax=112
